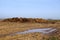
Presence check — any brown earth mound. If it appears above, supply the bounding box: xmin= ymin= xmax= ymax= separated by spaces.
xmin=2 ymin=17 xmax=48 ymax=23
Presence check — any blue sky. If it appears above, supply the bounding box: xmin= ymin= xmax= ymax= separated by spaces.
xmin=0 ymin=0 xmax=60 ymax=19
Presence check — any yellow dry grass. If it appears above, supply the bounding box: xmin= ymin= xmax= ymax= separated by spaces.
xmin=0 ymin=21 xmax=60 ymax=40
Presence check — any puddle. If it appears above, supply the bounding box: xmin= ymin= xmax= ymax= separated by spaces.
xmin=15 ymin=28 xmax=57 ymax=34
xmin=0 ymin=28 xmax=58 ymax=37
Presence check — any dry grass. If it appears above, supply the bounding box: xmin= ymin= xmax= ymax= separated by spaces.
xmin=0 ymin=21 xmax=60 ymax=40
xmin=0 ymin=32 xmax=49 ymax=40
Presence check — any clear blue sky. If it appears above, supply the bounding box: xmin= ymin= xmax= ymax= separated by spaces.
xmin=0 ymin=0 xmax=60 ymax=19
